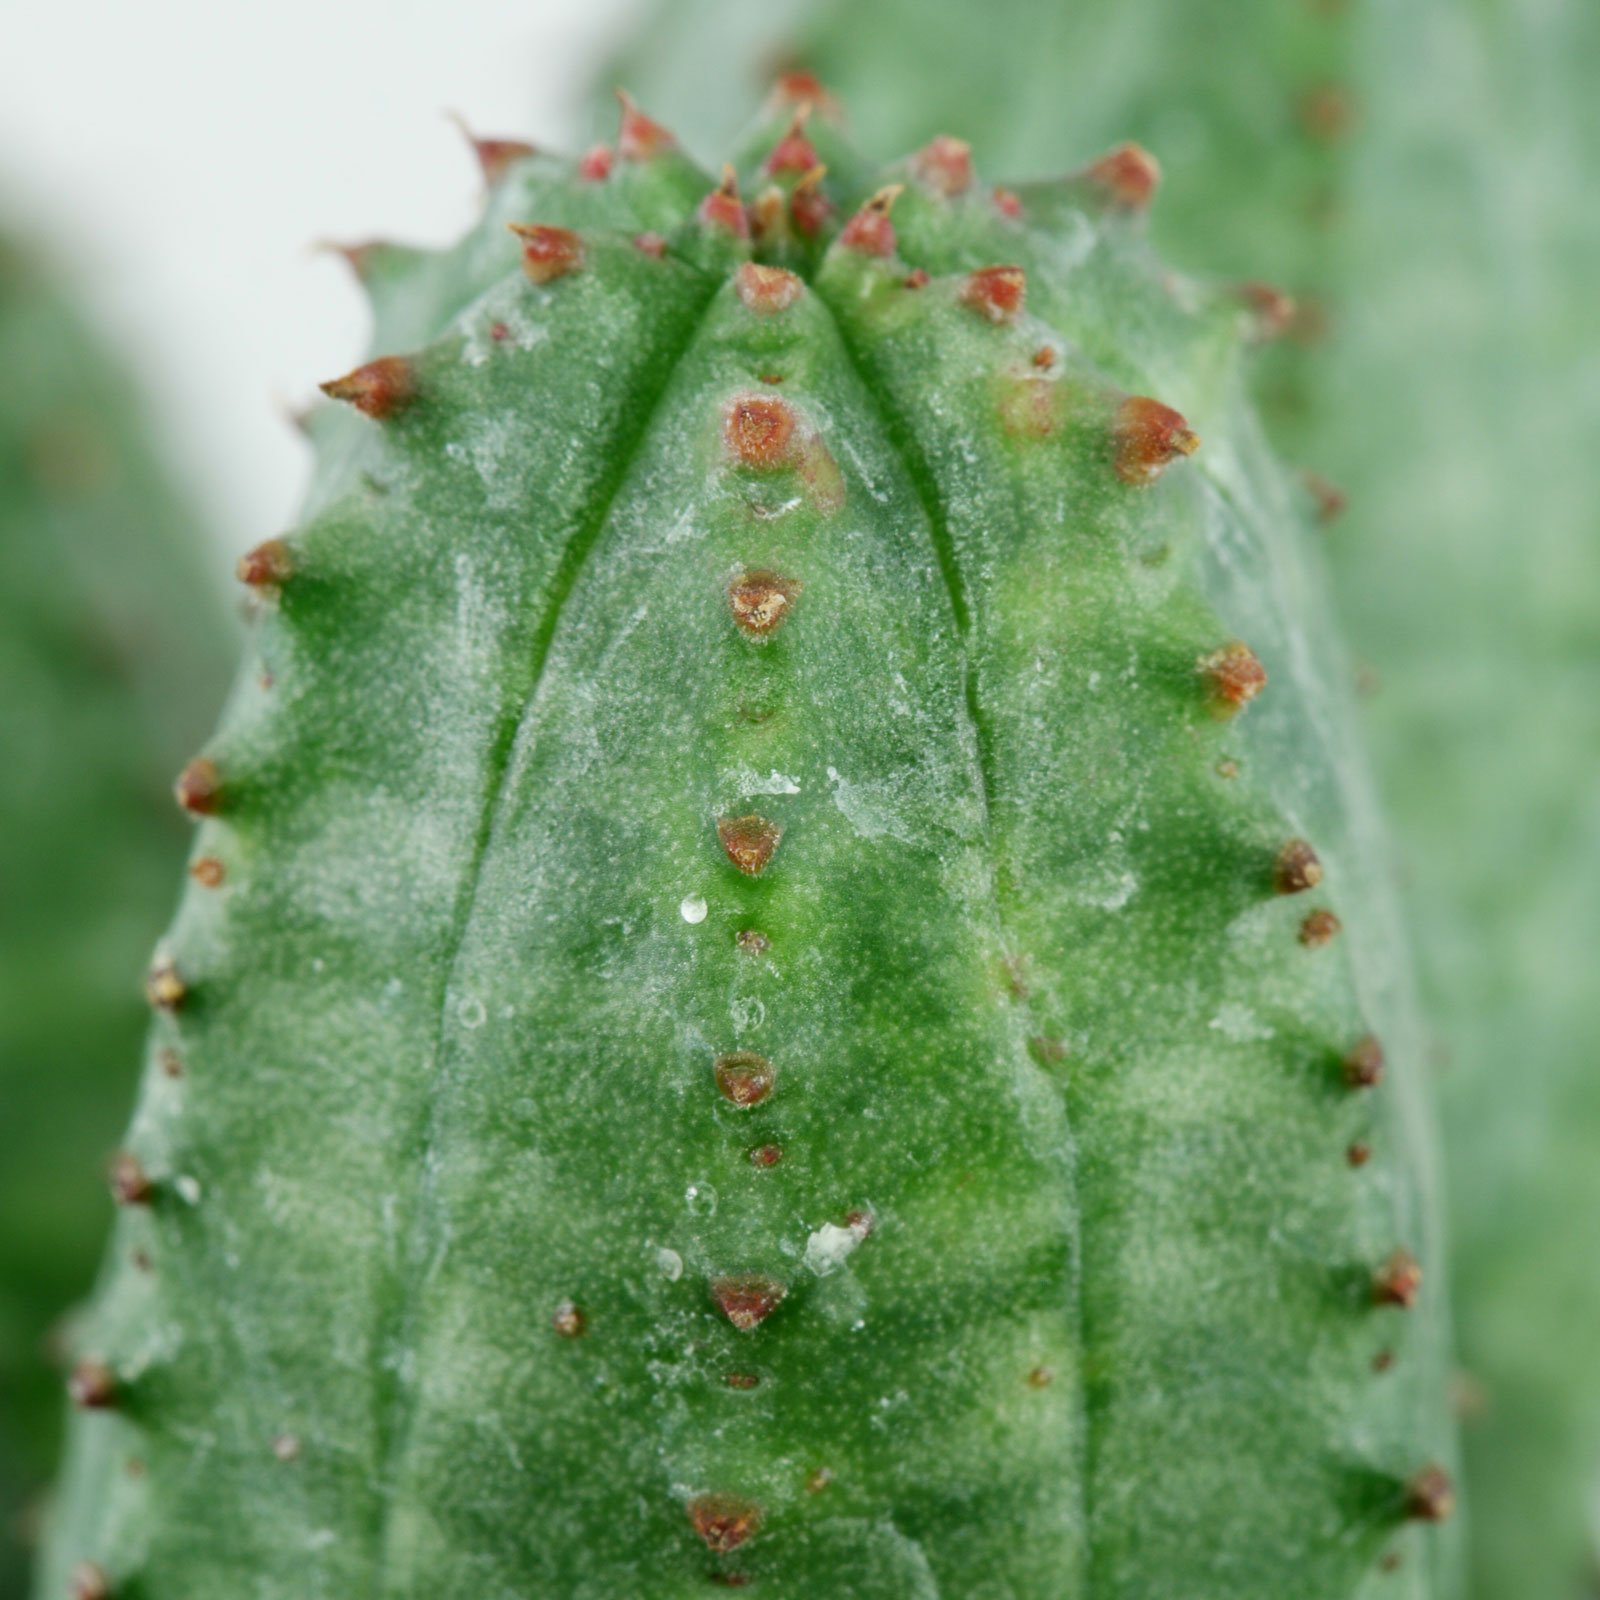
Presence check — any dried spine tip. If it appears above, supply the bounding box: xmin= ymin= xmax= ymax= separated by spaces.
xmin=912 ymin=134 xmax=974 ymax=196
xmin=687 ymin=1494 xmax=762 ymax=1553
xmin=714 ymin=1051 xmax=776 ymax=1108
xmin=615 ymin=89 xmax=675 ymax=160
xmin=1027 ymin=1366 xmax=1054 ymax=1389
xmin=1347 ymin=1140 xmax=1372 ymax=1167
xmin=1082 ymin=142 xmax=1162 ymax=209
xmin=1404 ymin=1464 xmax=1455 ymax=1523
xmin=236 ymin=536 xmax=293 ymax=590
xmin=1200 ymin=641 xmax=1268 ymax=714
xmin=108 ymin=1152 xmax=152 ymax=1206
xmin=1302 ymin=470 xmax=1348 ymax=523
xmin=1274 ymin=838 xmax=1323 ymax=894
xmin=551 ymin=1301 xmax=586 ymax=1338
xmin=1374 ymin=1249 xmax=1423 ymax=1309
xmin=710 ymin=1274 xmax=787 ymax=1331
xmin=144 ymin=955 xmax=187 ymax=1013
xmin=735 ymin=929 xmax=769 ymax=955
xmin=734 ymin=262 xmax=803 ymax=315
xmin=632 ymin=232 xmax=667 ymax=259
xmin=190 ymin=855 xmax=225 ymax=888
xmin=750 ymin=1143 xmax=782 ymax=1167
xmin=1113 ymin=396 xmax=1201 ymax=483
xmin=717 ymin=814 xmax=783 ymax=876
xmin=839 ymin=185 xmax=903 ymax=256
xmin=1299 ymin=908 xmax=1342 ymax=947
xmin=174 ymin=756 xmax=221 ymax=815
xmin=765 ymin=110 xmax=819 ymax=175
xmin=724 ymin=395 xmax=796 ymax=468
xmin=507 ymin=224 xmax=583 ymax=285
xmin=1343 ymin=1035 xmax=1386 ymax=1089
xmin=699 ymin=166 xmax=750 ymax=237
xmin=319 ymin=356 xmax=415 ymax=420
xmin=789 ymin=166 xmax=832 ymax=238
xmin=69 ymin=1563 xmax=110 ymax=1600
xmin=1236 ymin=280 xmax=1297 ymax=342
xmin=724 ymin=1371 xmax=761 ymax=1389
xmin=578 ymin=143 xmax=613 ymax=182
xmin=728 ymin=570 xmax=800 ymax=637
xmin=447 ymin=112 xmax=536 ymax=185
xmin=68 ymin=1359 xmax=117 ymax=1410
xmin=961 ymin=265 xmax=1027 ymax=323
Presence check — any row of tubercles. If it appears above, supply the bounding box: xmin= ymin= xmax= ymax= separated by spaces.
xmin=826 ymin=174 xmax=1452 ymax=1544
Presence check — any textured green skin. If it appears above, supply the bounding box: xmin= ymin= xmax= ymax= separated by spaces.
xmin=1317 ymin=2 xmax=1600 ymax=1592
xmin=601 ymin=0 xmax=1350 ymax=430
xmin=619 ymin=4 xmax=1600 ymax=1589
xmin=42 ymin=108 xmax=1456 ymax=1597
xmin=0 ymin=236 xmax=230 ymax=1599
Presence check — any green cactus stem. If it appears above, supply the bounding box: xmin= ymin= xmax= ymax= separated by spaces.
xmin=0 ymin=231 xmax=231 ymax=1599
xmin=41 ymin=93 xmax=1456 ymax=1598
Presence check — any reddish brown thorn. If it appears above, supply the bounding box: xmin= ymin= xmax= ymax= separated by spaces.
xmin=993 ymin=185 xmax=1024 ymax=219
xmin=769 ymin=70 xmax=839 ymax=120
xmin=724 ymin=394 xmax=796 ymax=468
xmin=108 ymin=1152 xmax=152 ymax=1207
xmin=912 ymin=134 xmax=973 ymax=196
xmin=131 ymin=1247 xmax=153 ymax=1271
xmin=1081 ymin=142 xmax=1161 ymax=209
xmin=616 ymin=89 xmax=676 ymax=160
xmin=1237 ymin=280 xmax=1297 ymax=342
xmin=1273 ymin=838 xmax=1323 ymax=894
xmin=551 ymin=1300 xmax=587 ymax=1338
xmin=728 ymin=570 xmax=800 ymax=637
xmin=1113 ymin=396 xmax=1200 ymax=483
xmin=1372 ymin=1348 xmax=1395 ymax=1373
xmin=734 ymin=261 xmax=803 ymax=315
xmin=1373 ymin=1249 xmax=1423 ymax=1309
xmin=1404 ymin=1464 xmax=1455 ymax=1523
xmin=961 ymin=265 xmax=1026 ymax=323
xmin=144 ymin=954 xmax=187 ymax=1013
xmin=1299 ymin=83 xmax=1354 ymax=143
xmin=507 ymin=223 xmax=583 ymax=285
xmin=633 ymin=231 xmax=668 ymax=259
xmin=736 ymin=930 xmax=770 ymax=956
xmin=1347 ymin=1140 xmax=1372 ymax=1168
xmin=1032 ymin=346 xmax=1055 ymax=369
xmin=766 ymin=109 xmax=820 ymax=176
xmin=724 ymin=1370 xmax=761 ymax=1390
xmin=758 ymin=373 xmax=785 ymax=385
xmin=1379 ymin=1550 xmax=1403 ymax=1572
xmin=789 ymin=165 xmax=833 ymax=238
xmin=174 ymin=756 xmax=221 ymax=816
xmin=69 ymin=1563 xmax=109 ymax=1600
xmin=1302 ymin=469 xmax=1347 ymax=524
xmin=273 ymin=1432 xmax=301 ymax=1462
xmin=839 ymin=185 xmax=903 ymax=257
xmin=68 ymin=1359 xmax=117 ymax=1410
xmin=1199 ymin=641 xmax=1267 ymax=714
xmin=806 ymin=1466 xmax=834 ymax=1493
xmin=903 ymin=268 xmax=930 ymax=290
xmin=1299 ymin=908 xmax=1342 ymax=947
xmin=700 ymin=166 xmax=750 ymax=238
xmin=749 ymin=1143 xmax=782 ymax=1168
xmin=717 ymin=814 xmax=783 ymax=877
xmin=1344 ymin=1035 xmax=1385 ymax=1089
xmin=159 ymin=1048 xmax=183 ymax=1078
xmin=237 ymin=536 xmax=293 ymax=591
xmin=320 ymin=356 xmax=415 ymax=419
xmin=715 ymin=1050 xmax=776 ymax=1108
xmin=688 ymin=1493 xmax=762 ymax=1553
xmin=578 ymin=143 xmax=614 ymax=182
xmin=1026 ymin=1365 xmax=1054 ymax=1389
xmin=710 ymin=1274 xmax=786 ymax=1331
xmin=448 ymin=113 xmax=536 ymax=184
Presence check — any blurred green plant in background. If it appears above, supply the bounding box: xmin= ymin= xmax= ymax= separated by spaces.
xmin=0 ymin=234 xmax=231 ymax=1598
xmin=608 ymin=2 xmax=1600 ymax=1593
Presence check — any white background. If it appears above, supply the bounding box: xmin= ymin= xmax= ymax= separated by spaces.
xmin=0 ymin=0 xmax=639 ymax=573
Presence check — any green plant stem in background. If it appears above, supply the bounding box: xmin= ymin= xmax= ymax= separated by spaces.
xmin=40 ymin=100 xmax=1455 ymax=1596
xmin=605 ymin=1 xmax=1600 ymax=1592
xmin=0 ymin=235 xmax=232 ymax=1598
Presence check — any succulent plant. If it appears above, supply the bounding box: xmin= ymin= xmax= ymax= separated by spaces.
xmin=39 ymin=93 xmax=1459 ymax=1597
xmin=0 ymin=233 xmax=230 ymax=1599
